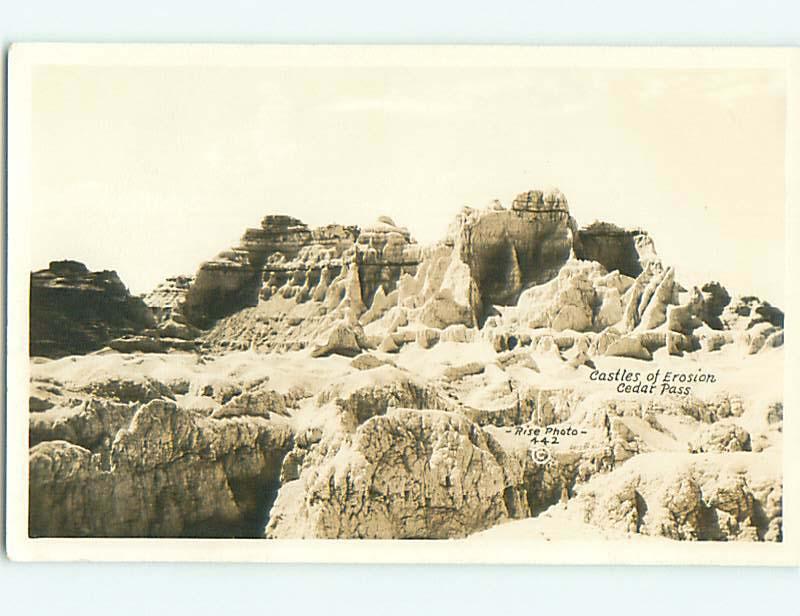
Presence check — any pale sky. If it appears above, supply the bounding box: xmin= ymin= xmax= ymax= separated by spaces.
xmin=32 ymin=65 xmax=786 ymax=306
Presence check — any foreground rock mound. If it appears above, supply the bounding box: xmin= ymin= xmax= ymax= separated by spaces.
xmin=29 ymin=380 xmax=292 ymax=537
xmin=266 ymin=409 xmax=529 ymax=538
xmin=575 ymin=456 xmax=781 ymax=542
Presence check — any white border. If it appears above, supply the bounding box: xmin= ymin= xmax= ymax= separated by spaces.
xmin=6 ymin=44 xmax=800 ymax=565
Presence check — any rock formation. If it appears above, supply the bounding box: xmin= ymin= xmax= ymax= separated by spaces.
xmin=30 ymin=261 xmax=156 ymax=358
xmin=266 ymin=409 xmax=530 ymax=539
xmin=574 ymin=221 xmax=658 ymax=278
xmin=180 ymin=215 xmax=419 ymax=328
xmin=53 ymin=187 xmax=775 ymax=365
xmin=452 ymin=190 xmax=576 ymax=322
xmin=143 ymin=275 xmax=193 ymax=323
xmin=29 ymin=367 xmax=292 ymax=537
xmin=27 ymin=187 xmax=785 ymax=543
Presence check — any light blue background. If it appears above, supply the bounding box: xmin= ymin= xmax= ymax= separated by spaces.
xmin=2 ymin=1 xmax=798 ymax=612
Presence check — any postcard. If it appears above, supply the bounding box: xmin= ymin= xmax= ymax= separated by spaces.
xmin=5 ymin=44 xmax=799 ymax=564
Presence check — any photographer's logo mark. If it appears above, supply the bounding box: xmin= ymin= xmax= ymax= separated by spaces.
xmin=531 ymin=445 xmax=553 ymax=465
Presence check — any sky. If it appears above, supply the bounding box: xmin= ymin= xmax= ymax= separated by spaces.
xmin=31 ymin=64 xmax=786 ymax=305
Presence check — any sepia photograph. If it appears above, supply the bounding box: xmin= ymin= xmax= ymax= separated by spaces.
xmin=5 ymin=44 xmax=798 ymax=564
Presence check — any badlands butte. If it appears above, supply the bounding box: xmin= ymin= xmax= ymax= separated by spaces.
xmin=28 ymin=189 xmax=784 ymax=542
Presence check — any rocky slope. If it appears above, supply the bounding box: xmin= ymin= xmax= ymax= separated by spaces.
xmin=27 ymin=188 xmax=785 ymax=542
xmin=29 ymin=354 xmax=294 ymax=537
xmin=28 ymin=341 xmax=783 ymax=540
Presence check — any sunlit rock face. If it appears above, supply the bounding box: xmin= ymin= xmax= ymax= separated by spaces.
xmin=28 ymin=398 xmax=293 ymax=538
xmin=143 ymin=275 xmax=193 ymax=324
xmin=266 ymin=408 xmax=533 ymax=539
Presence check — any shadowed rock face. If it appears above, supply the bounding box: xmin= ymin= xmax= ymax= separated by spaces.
xmin=455 ymin=190 xmax=575 ymax=322
xmin=181 ymin=216 xmax=325 ymax=326
xmin=575 ymin=222 xmax=657 ymax=278
xmin=353 ymin=218 xmax=421 ymax=307
xmin=30 ymin=261 xmax=156 ymax=358
xmin=182 ymin=255 xmax=264 ymax=328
